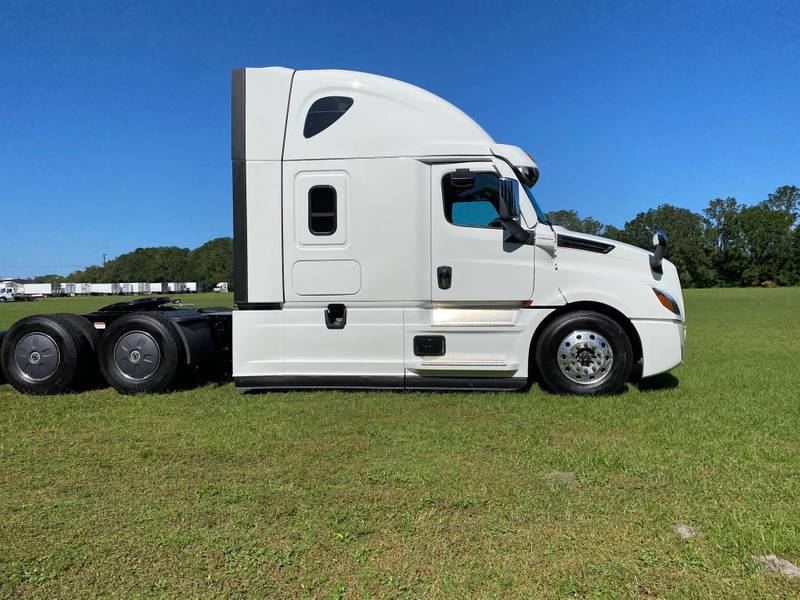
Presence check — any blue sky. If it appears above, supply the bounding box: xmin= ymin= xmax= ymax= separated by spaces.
xmin=2 ymin=0 xmax=799 ymax=278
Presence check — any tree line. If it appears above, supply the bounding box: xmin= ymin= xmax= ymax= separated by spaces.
xmin=28 ymin=184 xmax=798 ymax=290
xmin=547 ymin=184 xmax=799 ymax=287
xmin=31 ymin=238 xmax=234 ymax=293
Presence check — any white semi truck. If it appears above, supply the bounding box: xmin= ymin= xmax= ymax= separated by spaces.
xmin=0 ymin=67 xmax=685 ymax=396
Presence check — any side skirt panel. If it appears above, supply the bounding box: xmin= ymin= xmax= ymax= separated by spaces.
xmin=235 ymin=375 xmax=527 ymax=392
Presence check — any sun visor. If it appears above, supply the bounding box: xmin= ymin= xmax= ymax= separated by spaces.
xmin=491 ymin=144 xmax=537 ymax=170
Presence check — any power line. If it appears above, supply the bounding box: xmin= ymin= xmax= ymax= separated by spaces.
xmin=0 ymin=264 xmax=86 ymax=268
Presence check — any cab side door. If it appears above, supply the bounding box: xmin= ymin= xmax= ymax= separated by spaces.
xmin=430 ymin=162 xmax=534 ymax=302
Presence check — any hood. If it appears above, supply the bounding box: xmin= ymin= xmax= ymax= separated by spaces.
xmin=552 ymin=226 xmax=685 ymax=320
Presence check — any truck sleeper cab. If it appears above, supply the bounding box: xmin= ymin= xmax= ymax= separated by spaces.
xmin=231 ymin=67 xmax=686 ymax=395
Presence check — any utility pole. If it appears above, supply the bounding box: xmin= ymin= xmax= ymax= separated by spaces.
xmin=102 ymin=253 xmax=107 ymax=267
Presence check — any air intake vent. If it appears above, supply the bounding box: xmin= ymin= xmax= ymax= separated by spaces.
xmin=557 ymin=234 xmax=615 ymax=254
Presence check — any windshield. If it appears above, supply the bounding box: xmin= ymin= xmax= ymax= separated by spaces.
xmin=521 ymin=183 xmax=550 ymax=225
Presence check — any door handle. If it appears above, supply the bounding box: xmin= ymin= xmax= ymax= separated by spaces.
xmin=325 ymin=304 xmax=347 ymax=329
xmin=437 ymin=266 xmax=452 ymax=290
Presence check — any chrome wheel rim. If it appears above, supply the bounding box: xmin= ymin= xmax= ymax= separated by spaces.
xmin=15 ymin=333 xmax=61 ymax=381
xmin=557 ymin=330 xmax=614 ymax=385
xmin=113 ymin=331 xmax=161 ymax=381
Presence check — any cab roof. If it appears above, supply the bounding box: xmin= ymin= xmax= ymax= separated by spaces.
xmin=234 ymin=67 xmax=496 ymax=161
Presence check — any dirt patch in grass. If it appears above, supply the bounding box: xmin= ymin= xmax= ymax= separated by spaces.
xmin=753 ymin=555 xmax=800 ymax=578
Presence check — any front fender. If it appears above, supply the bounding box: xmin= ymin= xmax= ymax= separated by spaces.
xmin=556 ymin=248 xmax=682 ymax=320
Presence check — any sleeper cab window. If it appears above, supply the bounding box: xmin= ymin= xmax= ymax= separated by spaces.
xmin=442 ymin=171 xmax=502 ymax=229
xmin=308 ymin=185 xmax=337 ymax=235
xmin=303 ymin=96 xmax=354 ymax=138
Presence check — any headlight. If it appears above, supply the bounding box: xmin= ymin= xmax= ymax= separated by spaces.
xmin=652 ymin=288 xmax=681 ymax=316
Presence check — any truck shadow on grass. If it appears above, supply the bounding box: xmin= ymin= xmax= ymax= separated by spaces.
xmin=635 ymin=371 xmax=680 ymax=392
xmin=60 ymin=361 xmax=233 ymax=395
xmin=624 ymin=362 xmax=681 ymax=392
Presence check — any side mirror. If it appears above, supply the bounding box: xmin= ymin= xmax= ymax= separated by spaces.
xmin=650 ymin=230 xmax=667 ymax=273
xmin=499 ymin=177 xmax=521 ymax=220
xmin=498 ymin=177 xmax=534 ymax=245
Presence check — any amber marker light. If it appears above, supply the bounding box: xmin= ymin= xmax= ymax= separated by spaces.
xmin=652 ymin=288 xmax=681 ymax=316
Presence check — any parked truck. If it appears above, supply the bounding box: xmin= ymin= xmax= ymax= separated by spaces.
xmin=0 ymin=285 xmax=35 ymax=303
xmin=0 ymin=286 xmax=16 ymax=303
xmin=0 ymin=67 xmax=685 ymax=396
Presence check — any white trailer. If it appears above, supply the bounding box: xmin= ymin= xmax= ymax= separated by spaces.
xmin=61 ymin=283 xmax=77 ymax=296
xmin=23 ymin=283 xmax=52 ymax=296
xmin=0 ymin=67 xmax=685 ymax=397
xmin=131 ymin=282 xmax=149 ymax=294
xmin=91 ymin=283 xmax=113 ymax=295
xmin=120 ymin=283 xmax=135 ymax=295
xmin=149 ymin=283 xmax=163 ymax=294
xmin=167 ymin=282 xmax=189 ymax=293
xmin=74 ymin=283 xmax=92 ymax=295
xmin=186 ymin=282 xmax=198 ymax=293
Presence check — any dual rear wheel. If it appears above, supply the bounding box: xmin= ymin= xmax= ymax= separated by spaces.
xmin=0 ymin=314 xmax=98 ymax=394
xmin=0 ymin=313 xmax=184 ymax=395
xmin=98 ymin=313 xmax=185 ymax=394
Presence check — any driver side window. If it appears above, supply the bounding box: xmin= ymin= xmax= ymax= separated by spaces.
xmin=442 ymin=171 xmax=502 ymax=229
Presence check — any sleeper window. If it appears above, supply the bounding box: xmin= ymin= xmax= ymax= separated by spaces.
xmin=304 ymin=96 xmax=354 ymax=138
xmin=442 ymin=172 xmax=502 ymax=229
xmin=308 ymin=186 xmax=337 ymax=235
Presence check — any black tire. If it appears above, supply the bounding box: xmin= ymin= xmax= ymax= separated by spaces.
xmin=51 ymin=314 xmax=101 ymax=387
xmin=0 ymin=297 xmax=7 ymax=303
xmin=535 ymin=310 xmax=633 ymax=395
xmin=0 ymin=315 xmax=82 ymax=394
xmin=53 ymin=313 xmax=100 ymax=349
xmin=98 ymin=313 xmax=185 ymax=394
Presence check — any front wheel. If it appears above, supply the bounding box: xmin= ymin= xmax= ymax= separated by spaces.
xmin=535 ymin=310 xmax=633 ymax=395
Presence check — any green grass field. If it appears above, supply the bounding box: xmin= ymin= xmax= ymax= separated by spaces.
xmin=1 ymin=289 xmax=799 ymax=598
